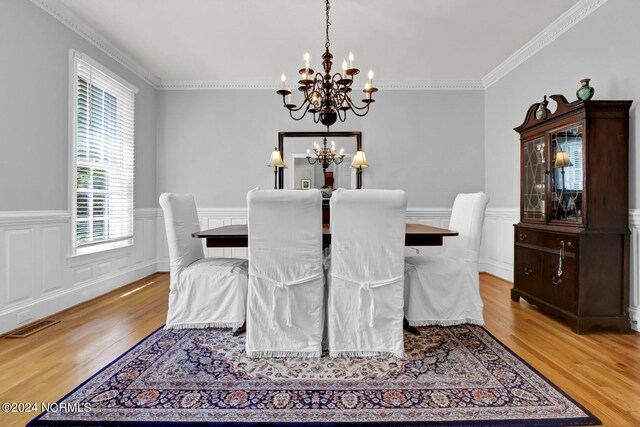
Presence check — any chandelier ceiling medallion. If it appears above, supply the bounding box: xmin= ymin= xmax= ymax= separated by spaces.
xmin=276 ymin=0 xmax=378 ymax=130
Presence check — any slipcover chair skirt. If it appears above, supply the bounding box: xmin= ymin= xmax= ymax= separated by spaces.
xmin=246 ymin=189 xmax=324 ymax=358
xmin=160 ymin=193 xmax=247 ymax=330
xmin=327 ymin=189 xmax=408 ymax=358
xmin=404 ymin=192 xmax=489 ymax=326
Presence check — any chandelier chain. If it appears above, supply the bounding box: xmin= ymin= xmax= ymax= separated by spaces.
xmin=325 ymin=0 xmax=331 ymax=51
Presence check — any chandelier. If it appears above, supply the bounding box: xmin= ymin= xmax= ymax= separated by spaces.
xmin=276 ymin=0 xmax=378 ymax=130
xmin=306 ymin=137 xmax=345 ymax=171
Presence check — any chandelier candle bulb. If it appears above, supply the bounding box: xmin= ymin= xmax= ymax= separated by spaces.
xmin=364 ymin=82 xmax=371 ymax=99
xmin=368 ymin=69 xmax=374 ymax=86
xmin=281 ymin=73 xmax=286 ymax=89
xmin=349 ymin=51 xmax=354 ymax=68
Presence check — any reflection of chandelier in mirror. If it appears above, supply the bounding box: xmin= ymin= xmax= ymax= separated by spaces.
xmin=276 ymin=0 xmax=378 ymax=130
xmin=306 ymin=137 xmax=345 ymax=171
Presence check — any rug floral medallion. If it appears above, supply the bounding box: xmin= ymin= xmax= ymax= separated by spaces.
xmin=29 ymin=325 xmax=599 ymax=426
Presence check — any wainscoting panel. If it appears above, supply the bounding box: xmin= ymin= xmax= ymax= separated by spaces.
xmin=479 ymin=209 xmax=519 ymax=282
xmin=4 ymin=228 xmax=34 ymax=306
xmin=6 ymin=206 xmax=632 ymax=335
xmin=204 ymin=218 xmax=225 ymax=258
xmin=229 ymin=217 xmax=248 ymax=259
xmin=41 ymin=225 xmax=64 ymax=295
xmin=0 ymin=210 xmax=158 ymax=335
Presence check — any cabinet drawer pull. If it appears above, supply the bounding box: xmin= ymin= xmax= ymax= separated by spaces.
xmin=519 ymin=233 xmax=528 ymax=241
xmin=567 ymin=241 xmax=574 ymax=249
xmin=523 ymin=267 xmax=533 ymax=276
xmin=552 ymin=276 xmax=563 ymax=286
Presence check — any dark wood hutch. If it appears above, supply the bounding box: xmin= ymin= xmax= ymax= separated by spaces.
xmin=512 ymin=94 xmax=632 ymax=333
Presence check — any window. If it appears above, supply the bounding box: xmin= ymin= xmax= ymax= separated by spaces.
xmin=70 ymin=51 xmax=137 ymax=255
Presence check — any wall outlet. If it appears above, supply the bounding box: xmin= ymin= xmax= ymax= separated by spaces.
xmin=17 ymin=309 xmax=33 ymax=325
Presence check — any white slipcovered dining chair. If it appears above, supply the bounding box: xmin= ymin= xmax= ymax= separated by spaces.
xmin=327 ymin=189 xmax=408 ymax=358
xmin=404 ymin=192 xmax=489 ymax=326
xmin=159 ymin=193 xmax=248 ymax=330
xmin=245 ymin=189 xmax=324 ymax=358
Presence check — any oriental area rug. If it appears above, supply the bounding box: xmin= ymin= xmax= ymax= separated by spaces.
xmin=29 ymin=325 xmax=599 ymax=426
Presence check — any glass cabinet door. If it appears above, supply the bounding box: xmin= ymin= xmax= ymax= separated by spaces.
xmin=550 ymin=125 xmax=583 ymax=224
xmin=523 ymin=137 xmax=546 ymax=221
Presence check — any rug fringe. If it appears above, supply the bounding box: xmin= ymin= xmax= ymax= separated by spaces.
xmin=330 ymin=350 xmax=405 ymax=359
xmin=408 ymin=319 xmax=484 ymax=327
xmin=246 ymin=351 xmax=321 ymax=359
xmin=165 ymin=321 xmax=244 ymax=330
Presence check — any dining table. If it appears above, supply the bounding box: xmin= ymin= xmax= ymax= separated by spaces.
xmin=192 ymin=223 xmax=458 ymax=336
xmin=193 ymin=223 xmax=458 ymax=248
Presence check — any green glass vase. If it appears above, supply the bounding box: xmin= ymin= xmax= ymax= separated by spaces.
xmin=576 ymin=78 xmax=594 ymax=101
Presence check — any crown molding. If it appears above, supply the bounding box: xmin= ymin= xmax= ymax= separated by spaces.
xmin=378 ymin=80 xmax=484 ymax=91
xmin=157 ymin=79 xmax=484 ymax=91
xmin=482 ymin=0 xmax=608 ymax=89
xmin=30 ymin=0 xmax=161 ymax=88
xmin=31 ymin=0 xmax=606 ymax=92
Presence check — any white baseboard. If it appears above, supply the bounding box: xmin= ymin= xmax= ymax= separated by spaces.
xmin=479 ymin=262 xmax=514 ymax=283
xmin=629 ymin=306 xmax=639 ymax=332
xmin=0 ymin=261 xmax=157 ymax=334
xmin=157 ymin=259 xmax=170 ymax=272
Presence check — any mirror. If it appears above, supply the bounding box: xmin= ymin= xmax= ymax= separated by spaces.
xmin=278 ymin=131 xmax=363 ymax=190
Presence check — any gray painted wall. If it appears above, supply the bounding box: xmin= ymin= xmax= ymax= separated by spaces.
xmin=156 ymin=89 xmax=485 ymax=208
xmin=485 ymin=0 xmax=639 ymax=208
xmin=0 ymin=0 xmax=157 ymax=210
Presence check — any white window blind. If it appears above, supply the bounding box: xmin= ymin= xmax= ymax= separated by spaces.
xmin=72 ymin=52 xmax=137 ymax=253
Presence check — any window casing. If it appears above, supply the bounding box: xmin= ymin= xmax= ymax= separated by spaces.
xmin=70 ymin=51 xmax=137 ymax=255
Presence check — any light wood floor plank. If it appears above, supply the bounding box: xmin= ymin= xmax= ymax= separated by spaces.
xmin=0 ymin=272 xmax=638 ymax=426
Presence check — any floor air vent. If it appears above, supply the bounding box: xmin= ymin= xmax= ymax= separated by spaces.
xmin=5 ymin=320 xmax=60 ymax=338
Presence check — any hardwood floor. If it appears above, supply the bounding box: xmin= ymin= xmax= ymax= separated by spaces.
xmin=0 ymin=272 xmax=638 ymax=426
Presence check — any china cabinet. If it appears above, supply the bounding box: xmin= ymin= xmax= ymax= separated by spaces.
xmin=512 ymin=94 xmax=632 ymax=333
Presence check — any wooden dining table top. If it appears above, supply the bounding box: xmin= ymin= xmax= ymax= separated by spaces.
xmin=193 ymin=223 xmax=458 ymax=247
